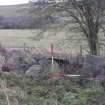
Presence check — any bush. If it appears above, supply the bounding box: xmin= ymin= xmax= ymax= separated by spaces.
xmin=0 ymin=73 xmax=104 ymax=105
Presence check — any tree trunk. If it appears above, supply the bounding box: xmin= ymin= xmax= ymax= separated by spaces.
xmin=88 ymin=34 xmax=100 ymax=55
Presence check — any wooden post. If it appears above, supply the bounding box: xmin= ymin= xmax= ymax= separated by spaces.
xmin=80 ymin=45 xmax=82 ymax=56
xmin=23 ymin=43 xmax=26 ymax=51
xmin=51 ymin=43 xmax=54 ymax=73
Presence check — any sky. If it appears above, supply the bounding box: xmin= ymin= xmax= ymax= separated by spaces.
xmin=0 ymin=0 xmax=29 ymax=5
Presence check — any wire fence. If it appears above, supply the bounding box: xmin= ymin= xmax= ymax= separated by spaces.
xmin=0 ymin=43 xmax=105 ymax=89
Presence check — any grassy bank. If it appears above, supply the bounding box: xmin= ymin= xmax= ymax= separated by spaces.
xmin=0 ymin=73 xmax=104 ymax=105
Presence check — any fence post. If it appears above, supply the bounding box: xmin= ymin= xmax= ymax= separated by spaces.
xmin=23 ymin=43 xmax=26 ymax=51
xmin=51 ymin=43 xmax=54 ymax=73
xmin=80 ymin=45 xmax=82 ymax=56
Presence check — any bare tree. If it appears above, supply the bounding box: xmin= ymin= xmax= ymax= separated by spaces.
xmin=29 ymin=0 xmax=105 ymax=55
xmin=53 ymin=0 xmax=105 ymax=55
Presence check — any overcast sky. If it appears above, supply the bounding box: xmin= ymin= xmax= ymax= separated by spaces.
xmin=0 ymin=0 xmax=29 ymax=5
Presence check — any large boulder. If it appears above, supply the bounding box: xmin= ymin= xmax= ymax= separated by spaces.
xmin=83 ymin=55 xmax=105 ymax=77
xmin=25 ymin=65 xmax=43 ymax=80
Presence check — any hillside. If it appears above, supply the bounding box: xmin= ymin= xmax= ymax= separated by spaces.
xmin=0 ymin=4 xmax=86 ymax=54
xmin=0 ymin=3 xmax=105 ymax=55
xmin=0 ymin=3 xmax=105 ymax=105
xmin=0 ymin=3 xmax=60 ymax=28
xmin=0 ymin=4 xmax=30 ymax=17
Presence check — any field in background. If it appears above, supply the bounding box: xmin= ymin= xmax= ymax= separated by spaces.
xmin=0 ymin=4 xmax=105 ymax=55
xmin=0 ymin=4 xmax=30 ymax=17
xmin=0 ymin=29 xmax=88 ymax=54
xmin=0 ymin=29 xmax=105 ymax=55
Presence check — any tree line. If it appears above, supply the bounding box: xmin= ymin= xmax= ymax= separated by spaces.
xmin=0 ymin=16 xmax=55 ymax=29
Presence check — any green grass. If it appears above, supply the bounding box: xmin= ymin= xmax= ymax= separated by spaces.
xmin=0 ymin=29 xmax=104 ymax=55
xmin=0 ymin=29 xmax=86 ymax=53
xmin=0 ymin=73 xmax=104 ymax=105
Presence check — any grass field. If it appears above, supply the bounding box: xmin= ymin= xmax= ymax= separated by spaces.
xmin=0 ymin=29 xmax=87 ymax=54
xmin=0 ymin=29 xmax=105 ymax=55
